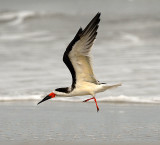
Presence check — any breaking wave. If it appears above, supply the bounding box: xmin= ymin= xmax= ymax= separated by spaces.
xmin=0 ymin=31 xmax=54 ymax=41
xmin=0 ymin=10 xmax=36 ymax=25
xmin=0 ymin=10 xmax=70 ymax=25
xmin=0 ymin=95 xmax=160 ymax=104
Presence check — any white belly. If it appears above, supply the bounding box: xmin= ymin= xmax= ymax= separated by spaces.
xmin=70 ymin=82 xmax=104 ymax=96
xmin=55 ymin=83 xmax=121 ymax=97
xmin=72 ymin=83 xmax=122 ymax=96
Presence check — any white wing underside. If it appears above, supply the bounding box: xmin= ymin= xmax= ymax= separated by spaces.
xmin=69 ymin=38 xmax=97 ymax=85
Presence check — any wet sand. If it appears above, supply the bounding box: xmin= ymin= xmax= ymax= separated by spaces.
xmin=1 ymin=141 xmax=160 ymax=145
xmin=0 ymin=101 xmax=160 ymax=144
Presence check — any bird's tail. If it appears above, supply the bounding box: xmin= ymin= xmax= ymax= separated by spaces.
xmin=103 ymin=83 xmax=122 ymax=90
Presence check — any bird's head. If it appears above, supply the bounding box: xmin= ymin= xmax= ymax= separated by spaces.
xmin=37 ymin=92 xmax=56 ymax=105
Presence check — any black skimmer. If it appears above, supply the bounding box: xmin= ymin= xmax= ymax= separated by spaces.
xmin=37 ymin=12 xmax=121 ymax=112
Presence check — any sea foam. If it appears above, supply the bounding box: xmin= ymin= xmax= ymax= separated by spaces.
xmin=0 ymin=95 xmax=160 ymax=104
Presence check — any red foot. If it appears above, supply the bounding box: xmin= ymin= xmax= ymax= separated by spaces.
xmin=83 ymin=97 xmax=99 ymax=112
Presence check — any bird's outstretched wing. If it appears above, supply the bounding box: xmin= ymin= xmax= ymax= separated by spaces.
xmin=63 ymin=12 xmax=101 ymax=89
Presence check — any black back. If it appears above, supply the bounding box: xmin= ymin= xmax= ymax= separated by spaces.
xmin=55 ymin=87 xmax=70 ymax=93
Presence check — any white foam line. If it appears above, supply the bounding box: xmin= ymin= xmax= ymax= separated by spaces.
xmin=0 ymin=95 xmax=41 ymax=102
xmin=97 ymin=95 xmax=160 ymax=104
xmin=0 ymin=95 xmax=160 ymax=104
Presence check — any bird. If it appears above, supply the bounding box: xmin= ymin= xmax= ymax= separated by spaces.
xmin=37 ymin=12 xmax=121 ymax=112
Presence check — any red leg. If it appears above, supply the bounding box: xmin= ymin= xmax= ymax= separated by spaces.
xmin=83 ymin=97 xmax=94 ymax=102
xmin=93 ymin=97 xmax=99 ymax=112
xmin=83 ymin=97 xmax=99 ymax=112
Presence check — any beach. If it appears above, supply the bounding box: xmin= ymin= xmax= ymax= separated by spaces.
xmin=0 ymin=101 xmax=160 ymax=144
xmin=1 ymin=141 xmax=160 ymax=145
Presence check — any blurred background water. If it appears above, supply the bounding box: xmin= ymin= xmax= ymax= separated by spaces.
xmin=0 ymin=0 xmax=160 ymax=102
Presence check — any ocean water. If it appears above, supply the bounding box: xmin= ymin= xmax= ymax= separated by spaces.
xmin=0 ymin=0 xmax=160 ymax=143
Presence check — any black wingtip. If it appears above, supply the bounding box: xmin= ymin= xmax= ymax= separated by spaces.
xmin=95 ymin=12 xmax=101 ymax=18
xmin=77 ymin=27 xmax=83 ymax=34
xmin=97 ymin=12 xmax=101 ymax=16
xmin=80 ymin=12 xmax=101 ymax=37
xmin=91 ymin=12 xmax=101 ymax=21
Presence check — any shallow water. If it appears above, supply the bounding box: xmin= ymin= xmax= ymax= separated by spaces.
xmin=0 ymin=102 xmax=160 ymax=143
